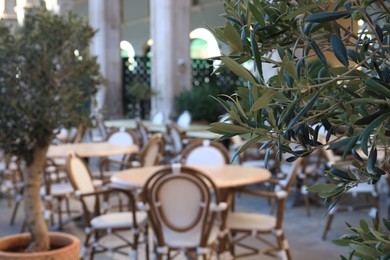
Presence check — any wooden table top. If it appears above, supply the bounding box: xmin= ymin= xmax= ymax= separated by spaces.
xmin=47 ymin=142 xmax=139 ymax=158
xmin=110 ymin=164 xmax=271 ymax=189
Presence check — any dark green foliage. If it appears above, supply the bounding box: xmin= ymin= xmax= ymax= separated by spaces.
xmin=125 ymin=79 xmax=156 ymax=119
xmin=210 ymin=0 xmax=390 ymax=257
xmin=0 ymin=5 xmax=103 ymax=164
xmin=211 ymin=0 xmax=389 ymax=193
xmin=332 ymin=216 xmax=390 ymax=259
xmin=175 ymin=84 xmax=227 ymax=123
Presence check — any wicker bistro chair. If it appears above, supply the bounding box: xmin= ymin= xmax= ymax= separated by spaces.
xmin=181 ymin=139 xmax=230 ymax=166
xmin=142 ymin=164 xmax=228 ymax=259
xmin=177 ymin=110 xmax=192 ymax=128
xmin=164 ymin=122 xmax=187 ymax=162
xmin=67 ymin=152 xmax=149 ymax=259
xmin=99 ymin=127 xmax=140 ymax=173
xmin=152 ymin=111 xmax=165 ymax=124
xmin=135 ymin=118 xmax=151 ymax=150
xmin=123 ymin=133 xmax=165 ymax=169
xmin=226 ymin=158 xmax=303 ymax=259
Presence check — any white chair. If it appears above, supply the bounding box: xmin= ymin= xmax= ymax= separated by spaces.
xmin=40 ymin=179 xmax=74 ymax=230
xmin=142 ymin=164 xmax=227 ymax=259
xmin=226 ymin=158 xmax=303 ymax=259
xmin=181 ymin=139 xmax=230 ymax=166
xmin=152 ymin=111 xmax=165 ymax=124
xmin=67 ymin=153 xmax=149 ymax=259
xmin=177 ymin=110 xmax=192 ymax=128
xmin=99 ymin=127 xmax=140 ymax=173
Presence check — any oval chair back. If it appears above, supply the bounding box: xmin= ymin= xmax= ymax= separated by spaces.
xmin=142 ymin=164 xmax=222 ymax=257
xmin=105 ymin=128 xmax=139 ymax=162
xmin=140 ymin=134 xmax=165 ymax=167
xmin=177 ymin=110 xmax=191 ymax=128
xmin=181 ymin=139 xmax=230 ymax=166
xmin=152 ymin=111 xmax=165 ymax=124
xmin=66 ymin=153 xmax=96 ymax=214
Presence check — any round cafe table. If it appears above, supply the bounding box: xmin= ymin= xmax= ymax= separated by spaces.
xmin=110 ymin=164 xmax=271 ymax=189
xmin=47 ymin=142 xmax=139 ymax=158
xmin=110 ymin=164 xmax=270 ymax=258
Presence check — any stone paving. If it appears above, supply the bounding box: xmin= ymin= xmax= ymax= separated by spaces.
xmin=0 ymin=157 xmax=388 ymax=259
xmin=1 ymin=181 xmax=388 ymax=259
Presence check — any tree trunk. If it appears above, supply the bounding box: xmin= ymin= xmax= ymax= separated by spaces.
xmin=22 ymin=145 xmax=50 ymax=252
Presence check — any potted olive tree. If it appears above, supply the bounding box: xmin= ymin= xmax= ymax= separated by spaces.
xmin=210 ymin=0 xmax=389 ymax=258
xmin=0 ymin=4 xmax=103 ymax=256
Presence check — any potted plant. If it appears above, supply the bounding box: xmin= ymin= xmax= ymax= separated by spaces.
xmin=209 ymin=0 xmax=389 ymax=257
xmin=175 ymin=83 xmax=223 ymax=123
xmin=0 ymin=4 xmax=103 ymax=257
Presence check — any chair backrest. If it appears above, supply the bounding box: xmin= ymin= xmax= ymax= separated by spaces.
xmin=181 ymin=139 xmax=230 ymax=166
xmin=68 ymin=124 xmax=86 ymax=143
xmin=271 ymin=157 xmax=303 ymax=230
xmin=152 ymin=111 xmax=165 ymax=124
xmin=177 ymin=110 xmax=191 ymax=128
xmin=218 ymin=113 xmax=232 ymax=123
xmin=105 ymin=128 xmax=139 ymax=161
xmin=278 ymin=157 xmax=303 ymax=193
xmin=143 ymin=164 xmax=220 ymax=250
xmin=95 ymin=115 xmax=108 ymax=141
xmin=136 ymin=119 xmax=150 ymax=149
xmin=140 ymin=134 xmax=164 ymax=167
xmin=166 ymin=122 xmax=184 ymax=156
xmin=66 ymin=153 xmax=96 ymax=213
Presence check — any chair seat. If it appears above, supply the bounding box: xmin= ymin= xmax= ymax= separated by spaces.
xmin=227 ymin=212 xmax=276 ymax=232
xmin=92 ymin=179 xmax=104 ymax=187
xmin=91 ymin=170 xmax=115 ymax=180
xmin=164 ymin=225 xmax=220 ymax=248
xmin=41 ymin=183 xmax=74 ymax=197
xmin=91 ymin=211 xmax=147 ymax=229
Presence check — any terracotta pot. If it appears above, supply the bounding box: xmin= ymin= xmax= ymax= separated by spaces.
xmin=0 ymin=232 xmax=80 ymax=260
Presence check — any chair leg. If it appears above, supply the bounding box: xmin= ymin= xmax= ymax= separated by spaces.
xmin=132 ymin=232 xmax=139 ymax=259
xmin=20 ymin=218 xmax=27 ymax=233
xmin=65 ymin=197 xmax=71 ymax=217
xmin=56 ymin=197 xmax=63 ymax=230
xmin=276 ymin=232 xmax=291 ymax=260
xmin=304 ymin=192 xmax=311 ymax=216
xmin=322 ymin=213 xmax=334 ymax=240
xmin=145 ymin=227 xmax=150 ymax=260
xmin=10 ymin=200 xmax=20 ymax=225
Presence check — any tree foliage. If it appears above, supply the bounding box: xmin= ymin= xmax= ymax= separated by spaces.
xmin=210 ymin=0 xmax=389 ymax=197
xmin=209 ymin=0 xmax=389 ymax=257
xmin=0 ymin=5 xmax=103 ymax=164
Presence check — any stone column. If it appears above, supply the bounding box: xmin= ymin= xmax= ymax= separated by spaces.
xmin=2 ymin=0 xmax=17 ymax=28
xmin=150 ymin=0 xmax=192 ymax=120
xmin=58 ymin=0 xmax=73 ymax=15
xmin=24 ymin=0 xmax=39 ymax=8
xmin=89 ymin=0 xmax=122 ymax=119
